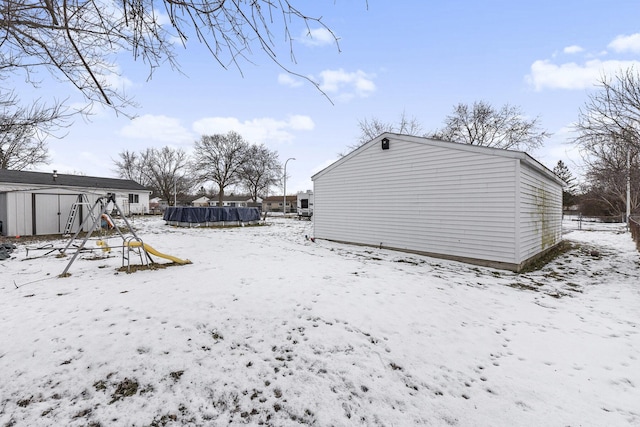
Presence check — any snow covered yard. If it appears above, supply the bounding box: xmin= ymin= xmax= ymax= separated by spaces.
xmin=1 ymin=217 xmax=639 ymax=427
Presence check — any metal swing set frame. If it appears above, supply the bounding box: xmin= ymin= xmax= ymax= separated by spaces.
xmin=59 ymin=193 xmax=152 ymax=276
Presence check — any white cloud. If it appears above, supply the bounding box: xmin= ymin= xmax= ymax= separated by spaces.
xmin=298 ymin=28 xmax=336 ymax=47
xmin=526 ymin=59 xmax=640 ymax=91
xmin=288 ymin=115 xmax=315 ymax=130
xmin=563 ymin=45 xmax=584 ymax=54
xmin=278 ymin=68 xmax=376 ymax=102
xmin=96 ymin=62 xmax=134 ymax=92
xmin=318 ymin=68 xmax=376 ymax=100
xmin=101 ymin=72 xmax=133 ymax=91
xmin=191 ymin=115 xmax=315 ymax=144
xmin=278 ymin=73 xmax=304 ymax=88
xmin=527 ymin=34 xmax=640 ymax=91
xmin=608 ymin=33 xmax=640 ymax=53
xmin=120 ymin=114 xmax=194 ymax=144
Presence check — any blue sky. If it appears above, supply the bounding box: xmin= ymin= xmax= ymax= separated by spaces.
xmin=27 ymin=0 xmax=640 ymax=193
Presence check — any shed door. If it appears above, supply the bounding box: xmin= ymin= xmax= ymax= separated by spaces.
xmin=33 ymin=194 xmax=78 ymax=235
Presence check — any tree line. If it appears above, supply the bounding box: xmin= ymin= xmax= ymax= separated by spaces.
xmin=114 ymin=132 xmax=282 ymax=206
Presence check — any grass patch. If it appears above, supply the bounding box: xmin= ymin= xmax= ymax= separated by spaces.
xmin=109 ymin=378 xmax=139 ymax=404
xmin=116 ymin=262 xmax=190 ymax=273
xmin=508 ymin=282 xmax=540 ymax=291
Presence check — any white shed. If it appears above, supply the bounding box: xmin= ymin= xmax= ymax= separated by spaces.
xmin=311 ymin=133 xmax=564 ymax=272
xmin=0 ymin=170 xmax=150 ymax=237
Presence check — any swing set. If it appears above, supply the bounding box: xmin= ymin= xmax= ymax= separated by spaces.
xmin=57 ymin=193 xmax=190 ymax=276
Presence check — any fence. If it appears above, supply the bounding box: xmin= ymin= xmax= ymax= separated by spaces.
xmin=630 ymin=215 xmax=640 ymax=252
xmin=564 ymin=214 xmax=626 ymax=231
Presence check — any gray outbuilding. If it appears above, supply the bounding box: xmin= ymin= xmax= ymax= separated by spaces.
xmin=0 ymin=170 xmax=150 ymax=237
xmin=311 ymin=133 xmax=564 ymax=272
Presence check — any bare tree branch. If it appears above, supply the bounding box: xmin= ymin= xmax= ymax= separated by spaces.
xmin=1 ymin=0 xmax=342 ymax=113
xmin=348 ymin=111 xmax=426 ymax=154
xmin=0 ymin=89 xmax=70 ymax=169
xmin=574 ymin=67 xmax=640 ymax=153
xmin=434 ymin=101 xmax=550 ymax=151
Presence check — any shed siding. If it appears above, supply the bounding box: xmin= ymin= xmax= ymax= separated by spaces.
xmin=314 ymin=138 xmax=519 ymax=264
xmin=34 ymin=194 xmax=63 ymax=235
xmin=518 ymin=163 xmax=563 ymax=262
xmin=0 ymin=193 xmax=6 ymax=235
xmin=0 ymin=189 xmax=148 ymax=236
xmin=3 ymin=192 xmax=33 ymax=236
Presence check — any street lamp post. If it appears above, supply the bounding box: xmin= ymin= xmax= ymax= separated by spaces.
xmin=283 ymin=157 xmax=295 ymax=217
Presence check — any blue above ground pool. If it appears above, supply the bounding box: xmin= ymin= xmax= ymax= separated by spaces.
xmin=163 ymin=207 xmax=261 ymax=227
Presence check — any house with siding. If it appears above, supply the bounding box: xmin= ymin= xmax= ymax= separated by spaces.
xmin=208 ymin=195 xmax=261 ymax=208
xmin=0 ymin=169 xmax=150 ymax=236
xmin=191 ymin=196 xmax=211 ymax=207
xmin=311 ymin=133 xmax=564 ymax=272
xmin=262 ymin=195 xmax=296 ymax=213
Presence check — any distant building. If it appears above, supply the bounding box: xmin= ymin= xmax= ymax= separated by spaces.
xmin=208 ymin=195 xmax=262 ymax=208
xmin=191 ymin=196 xmax=210 ymax=207
xmin=262 ymin=195 xmax=296 ymax=213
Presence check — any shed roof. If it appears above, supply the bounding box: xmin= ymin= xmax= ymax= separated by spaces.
xmin=312 ymin=132 xmax=564 ymax=186
xmin=0 ymin=169 xmax=149 ymax=192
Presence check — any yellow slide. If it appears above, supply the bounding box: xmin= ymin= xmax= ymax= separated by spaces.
xmin=126 ymin=241 xmax=191 ymax=264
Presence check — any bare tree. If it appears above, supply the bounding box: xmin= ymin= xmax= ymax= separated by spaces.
xmin=580 ymin=142 xmax=640 ymax=217
xmin=192 ymin=131 xmax=250 ymax=207
xmin=238 ymin=144 xmax=281 ymax=202
xmin=145 ymin=147 xmax=191 ymax=205
xmin=433 ymin=101 xmax=550 ymax=151
xmin=113 ymin=146 xmax=190 ymax=205
xmin=0 ymin=90 xmax=68 ymax=169
xmin=0 ymin=0 xmax=341 ymax=113
xmin=113 ymin=150 xmax=150 ymax=186
xmin=347 ymin=111 xmax=425 ymax=153
xmin=574 ymin=67 xmax=640 ymax=154
xmin=573 ymin=67 xmax=640 ymax=217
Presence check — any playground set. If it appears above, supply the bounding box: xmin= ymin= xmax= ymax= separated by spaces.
xmin=25 ymin=193 xmax=190 ymax=276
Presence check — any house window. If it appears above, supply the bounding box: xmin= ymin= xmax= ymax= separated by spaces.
xmin=128 ymin=194 xmax=139 ymax=204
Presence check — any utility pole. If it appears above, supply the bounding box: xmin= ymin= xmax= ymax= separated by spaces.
xmin=283 ymin=158 xmax=295 ymax=217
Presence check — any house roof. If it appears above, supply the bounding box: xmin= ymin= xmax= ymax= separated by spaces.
xmin=0 ymin=169 xmax=149 ymax=192
xmin=190 ymin=196 xmax=210 ymax=203
xmin=311 ymin=132 xmax=564 ymax=186
xmin=214 ymin=195 xmax=255 ymax=202
xmin=263 ymin=195 xmax=296 ymax=202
